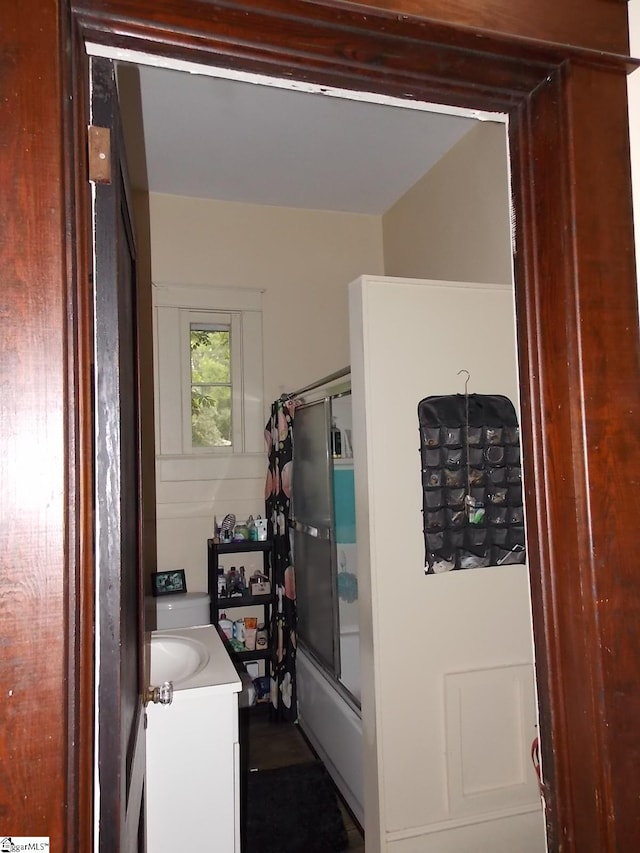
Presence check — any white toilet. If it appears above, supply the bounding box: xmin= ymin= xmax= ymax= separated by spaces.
xmin=147 ymin=591 xmax=211 ymax=630
xmin=148 ymin=591 xmax=256 ymax=706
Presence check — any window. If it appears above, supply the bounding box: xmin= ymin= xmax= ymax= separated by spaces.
xmin=183 ymin=312 xmax=242 ymax=452
xmin=154 ymin=284 xmax=264 ymax=480
xmin=190 ymin=323 xmax=232 ymax=448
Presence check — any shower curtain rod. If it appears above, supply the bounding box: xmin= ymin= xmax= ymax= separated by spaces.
xmin=284 ymin=366 xmax=350 ymax=400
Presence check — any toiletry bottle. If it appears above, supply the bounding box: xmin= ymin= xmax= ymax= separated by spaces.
xmin=255 ymin=515 xmax=268 ymax=541
xmin=217 ymin=566 xmax=226 ymax=596
xmin=218 ymin=612 xmax=233 ymax=639
xmin=331 ymin=418 xmax=342 ymax=458
xmin=226 ymin=566 xmax=236 ymax=596
xmin=247 ymin=515 xmax=257 ymax=541
xmin=256 ymin=623 xmax=268 ymax=649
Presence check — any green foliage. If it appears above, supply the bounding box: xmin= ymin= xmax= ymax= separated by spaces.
xmin=190 ymin=328 xmax=232 ymax=446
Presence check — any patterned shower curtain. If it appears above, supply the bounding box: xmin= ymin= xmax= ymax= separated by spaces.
xmin=265 ymin=397 xmax=298 ymax=722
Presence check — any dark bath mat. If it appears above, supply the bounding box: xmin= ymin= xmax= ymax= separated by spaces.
xmin=245 ymin=760 xmax=349 ymax=853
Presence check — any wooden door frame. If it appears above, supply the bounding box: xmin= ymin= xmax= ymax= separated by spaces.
xmin=62 ymin=1 xmax=639 ymax=851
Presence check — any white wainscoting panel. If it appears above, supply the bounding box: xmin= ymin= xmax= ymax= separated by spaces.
xmin=445 ymin=664 xmax=540 ymax=817
xmin=386 ymin=807 xmax=546 ymax=853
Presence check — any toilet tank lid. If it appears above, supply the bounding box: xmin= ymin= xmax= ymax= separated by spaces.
xmin=154 ymin=591 xmax=210 ymax=611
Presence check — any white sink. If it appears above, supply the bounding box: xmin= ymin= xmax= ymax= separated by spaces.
xmin=150 ymin=634 xmax=210 ymax=685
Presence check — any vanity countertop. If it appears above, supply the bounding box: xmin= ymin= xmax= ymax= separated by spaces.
xmin=150 ymin=624 xmax=241 ymax=695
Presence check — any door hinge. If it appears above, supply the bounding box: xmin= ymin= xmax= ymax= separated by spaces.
xmin=88 ymin=125 xmax=112 ymax=184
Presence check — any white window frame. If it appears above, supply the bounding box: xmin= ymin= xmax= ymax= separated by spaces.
xmin=181 ymin=310 xmax=242 ymax=454
xmin=153 ymin=283 xmax=264 ymax=482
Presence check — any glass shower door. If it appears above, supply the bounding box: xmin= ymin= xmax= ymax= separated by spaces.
xmin=291 ymin=399 xmax=340 ymax=678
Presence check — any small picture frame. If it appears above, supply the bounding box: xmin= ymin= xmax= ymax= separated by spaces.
xmin=151 ymin=569 xmax=187 ymax=597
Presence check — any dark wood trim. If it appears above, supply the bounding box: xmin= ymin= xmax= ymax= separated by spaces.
xmin=64 ymin=11 xmax=95 ymax=853
xmin=73 ymin=0 xmax=635 ymax=113
xmin=3 ymin=1 xmax=638 ymax=851
xmin=0 ymin=2 xmax=72 ymax=849
xmin=510 ymin=58 xmax=640 ymax=850
xmin=325 ymin=0 xmax=632 ymax=57
xmin=71 ymin=1 xmax=544 ymax=112
xmin=76 ymin=2 xmax=631 ymax=76
xmin=73 ymin=0 xmax=633 ymax=64
xmin=88 ymin=53 xmax=146 ymax=850
xmin=69 ymin=3 xmax=639 ymax=850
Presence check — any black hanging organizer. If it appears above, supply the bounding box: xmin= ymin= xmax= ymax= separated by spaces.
xmin=418 ymin=393 xmax=526 ymax=573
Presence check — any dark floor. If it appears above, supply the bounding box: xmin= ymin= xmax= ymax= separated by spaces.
xmin=245 ymin=704 xmax=365 ymax=851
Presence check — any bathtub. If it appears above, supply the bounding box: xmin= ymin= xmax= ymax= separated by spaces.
xmin=297 ymin=632 xmax=364 ymax=827
xmin=336 ymin=622 xmax=361 ymax=701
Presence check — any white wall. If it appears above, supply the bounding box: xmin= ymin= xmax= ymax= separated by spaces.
xmin=350 ymin=276 xmax=543 ymax=853
xmin=147 ymin=112 xmax=522 ymax=602
xmin=382 ymin=122 xmax=512 ymax=284
xmin=149 ymin=192 xmax=384 ymax=589
xmin=149 ymin=193 xmax=384 ymax=406
xmin=630 ymin=0 xmax=640 ymax=290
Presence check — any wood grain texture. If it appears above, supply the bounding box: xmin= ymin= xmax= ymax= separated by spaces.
xmin=67 ymin=33 xmax=95 ymax=853
xmin=74 ymin=0 xmax=563 ymax=113
xmin=0 ymin=0 xmax=69 ymax=849
xmin=90 ymin=55 xmax=146 ymax=851
xmin=321 ymin=0 xmax=631 ymax=56
xmin=3 ymin=0 xmax=637 ymax=850
xmin=510 ymin=61 xmax=640 ymax=851
xmin=558 ymin=62 xmax=640 ymax=849
xmin=74 ymin=0 xmax=632 ymax=69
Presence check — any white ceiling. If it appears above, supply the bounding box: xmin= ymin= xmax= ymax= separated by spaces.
xmin=122 ymin=64 xmax=479 ymax=216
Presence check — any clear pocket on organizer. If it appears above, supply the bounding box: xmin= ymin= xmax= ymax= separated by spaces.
xmin=465 ymin=526 xmax=488 ymax=548
xmin=508 ymin=526 xmax=526 ymax=548
xmin=508 ymin=484 xmax=523 ymax=505
xmin=443 ymin=426 xmax=461 ymax=446
xmin=506 ymin=466 xmax=522 ymax=483
xmin=431 ymin=556 xmax=456 ymax=574
xmin=426 ymin=509 xmax=446 ymax=530
xmin=448 ymin=529 xmax=465 ymax=549
xmin=444 ymin=467 xmax=464 ymax=488
xmin=491 ymin=527 xmax=508 ymax=546
xmin=445 ymin=487 xmax=466 ymax=508
xmin=446 ymin=508 xmax=466 ymax=528
xmin=488 ymin=506 xmax=508 ymax=525
xmin=505 ymin=445 xmax=521 ymax=465
xmin=468 ymin=467 xmax=486 ymax=487
xmin=424 ymin=448 xmax=440 ymax=467
xmin=426 ymin=530 xmax=445 ymax=552
xmin=465 ymin=494 xmax=485 ymax=525
xmin=503 ymin=425 xmax=520 ymax=445
xmin=485 ymin=426 xmax=503 ymax=445
xmin=469 ymin=447 xmax=484 ymax=467
xmin=508 ymin=506 xmax=524 ymax=525
xmin=423 ymin=468 xmax=442 ymax=488
xmin=422 ymin=427 xmax=441 ymax=447
xmin=487 ymin=486 xmax=508 ymax=505
xmin=442 ymin=446 xmax=463 ymax=467
xmin=459 ymin=548 xmax=491 ymax=569
xmin=494 ymin=544 xmax=526 ymax=565
xmin=466 ymin=426 xmax=483 ymax=446
xmin=488 ymin=467 xmax=506 ymax=485
xmin=485 ymin=444 xmax=505 ymax=465
xmin=425 ymin=489 xmax=444 ymax=509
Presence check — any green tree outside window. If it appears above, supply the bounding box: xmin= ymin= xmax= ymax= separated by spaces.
xmin=190 ymin=326 xmax=232 ymax=447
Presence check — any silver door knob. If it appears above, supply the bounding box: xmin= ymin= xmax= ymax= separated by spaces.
xmin=145 ymin=681 xmax=174 ymax=705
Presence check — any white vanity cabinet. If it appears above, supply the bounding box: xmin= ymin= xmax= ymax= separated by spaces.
xmin=146 ymin=626 xmax=242 ymax=852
